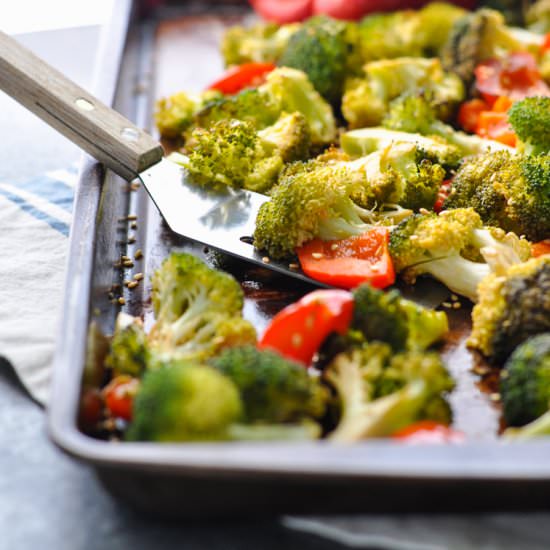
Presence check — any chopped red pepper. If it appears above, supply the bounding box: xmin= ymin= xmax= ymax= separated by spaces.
xmin=103 ymin=375 xmax=140 ymax=421
xmin=393 ymin=420 xmax=465 ymax=444
xmin=258 ymin=289 xmax=354 ymax=365
xmin=476 ymin=110 xmax=517 ymax=147
xmin=532 ymin=240 xmax=550 ymax=258
xmin=296 ymin=228 xmax=395 ymax=290
xmin=457 ymin=98 xmax=490 ymax=133
xmin=207 ymin=62 xmax=276 ymax=95
xmin=433 ymin=179 xmax=453 ymax=214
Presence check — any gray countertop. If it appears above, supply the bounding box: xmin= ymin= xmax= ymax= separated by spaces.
xmin=2 ymin=12 xmax=550 ymax=550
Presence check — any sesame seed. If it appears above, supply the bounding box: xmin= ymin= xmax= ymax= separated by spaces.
xmin=118 ymin=297 xmax=126 ymax=305
xmin=121 ymin=255 xmax=131 ymax=262
xmin=134 ymin=249 xmax=143 ymax=260
xmin=451 ymin=294 xmax=459 ymax=301
xmin=409 ymin=235 xmax=419 ymax=241
xmin=130 ymin=182 xmax=140 ymax=191
xmin=442 ymin=302 xmax=452 ymax=308
xmin=330 ymin=243 xmax=338 ymax=251
xmin=127 ymin=281 xmax=139 ymax=289
xmin=453 ymin=302 xmax=461 ymax=309
xmin=289 ymin=263 xmax=299 ymax=270
xmin=311 ymin=252 xmax=324 ymax=260
xmin=127 ymin=236 xmax=136 ymax=244
xmin=133 ymin=273 xmax=144 ymax=281
xmin=419 ymin=208 xmax=430 ymax=215
xmin=262 ymin=256 xmax=270 ymax=264
xmin=489 ymin=392 xmax=501 ymax=402
xmin=123 ymin=280 xmax=132 ymax=287
xmin=473 ymin=366 xmax=489 ymax=376
xmin=108 ymin=292 xmax=114 ymax=300
xmin=126 ymin=214 xmax=138 ymax=221
xmin=123 ymin=260 xmax=134 ymax=268
xmin=130 ymin=221 xmax=138 ymax=230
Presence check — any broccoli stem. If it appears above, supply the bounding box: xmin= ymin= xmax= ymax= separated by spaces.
xmin=329 ymin=380 xmax=428 ymax=442
xmin=503 ymin=410 xmax=550 ymax=440
xmin=414 ymin=255 xmax=490 ymax=303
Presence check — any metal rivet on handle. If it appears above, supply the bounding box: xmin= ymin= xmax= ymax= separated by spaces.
xmin=121 ymin=127 xmax=139 ymax=142
xmin=75 ymin=98 xmax=94 ymax=111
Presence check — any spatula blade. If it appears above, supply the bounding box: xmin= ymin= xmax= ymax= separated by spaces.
xmin=139 ymin=158 xmax=321 ymax=285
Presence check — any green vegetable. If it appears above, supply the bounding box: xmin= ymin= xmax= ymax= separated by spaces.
xmin=210 ymin=346 xmax=326 ymax=424
xmin=444 ymin=151 xmax=550 ymax=242
xmin=342 ymin=57 xmax=464 ymax=128
xmin=351 ymin=284 xmax=449 ymax=353
xmin=126 ymin=361 xmax=242 ymax=442
xmin=278 ymin=15 xmax=359 ymax=105
xmin=500 ymin=334 xmax=550 ymax=428
xmin=508 ymin=97 xmax=550 ymax=156
xmin=381 ymin=92 xmax=513 ymax=156
xmin=469 ymin=256 xmax=550 ymax=364
xmin=147 ymin=252 xmax=257 ymax=362
xmin=104 ymin=313 xmax=149 ymax=377
xmin=325 ymin=343 xmax=454 ymax=442
xmin=389 ymin=208 xmax=531 ymax=302
xmin=154 ymin=90 xmax=222 ymax=139
xmin=221 ymin=22 xmax=300 ymax=66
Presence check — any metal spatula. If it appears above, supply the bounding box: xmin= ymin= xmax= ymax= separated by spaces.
xmin=0 ymin=30 xmax=318 ymax=285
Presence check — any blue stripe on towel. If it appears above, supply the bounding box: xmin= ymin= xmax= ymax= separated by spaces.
xmin=17 ymin=176 xmax=74 ymax=213
xmin=0 ymin=188 xmax=70 ymax=236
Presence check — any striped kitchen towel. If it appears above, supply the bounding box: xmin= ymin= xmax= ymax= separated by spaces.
xmin=0 ymin=166 xmax=77 ymax=405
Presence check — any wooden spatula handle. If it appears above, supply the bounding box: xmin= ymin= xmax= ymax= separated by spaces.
xmin=0 ymin=30 xmax=163 ymax=181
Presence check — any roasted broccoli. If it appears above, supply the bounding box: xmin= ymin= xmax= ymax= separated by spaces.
xmin=325 ymin=343 xmax=454 ymax=442
xmin=147 ymin=252 xmax=257 ymax=362
xmin=341 ymin=127 xmax=463 ymax=171
xmin=381 ymin=92 xmax=514 ymax=156
xmin=500 ymin=334 xmax=550 ymax=429
xmin=154 ymin=90 xmax=222 ymax=139
xmin=350 ymin=284 xmax=449 ymax=353
xmin=525 ymin=0 xmax=550 ymax=33
xmin=389 ymin=208 xmax=531 ymax=302
xmin=508 ymin=97 xmax=550 ymax=156
xmin=210 ymin=346 xmax=326 ymax=424
xmin=441 ymin=9 xmax=545 ymax=86
xmin=469 ymin=256 xmax=550 ymax=364
xmin=356 ymin=3 xmax=466 ymax=62
xmin=444 ymin=151 xmax=550 ymax=242
xmin=221 ymin=21 xmax=300 ymax=66
xmin=260 ymin=67 xmax=337 ymax=146
xmin=104 ymin=313 xmax=149 ymax=377
xmin=253 ymin=144 xmax=445 ymax=259
xmin=342 ymin=57 xmax=464 ymax=128
xmin=126 ymin=361 xmax=243 ymax=442
xmin=278 ymin=15 xmax=359 ymax=105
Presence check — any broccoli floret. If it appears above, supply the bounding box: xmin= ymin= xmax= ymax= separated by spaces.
xmin=342 ymin=57 xmax=464 ymax=128
xmin=356 ymin=3 xmax=466 ymax=63
xmin=325 ymin=343 xmax=454 ymax=442
xmin=260 ymin=67 xmax=337 ymax=146
xmin=341 ymin=127 xmax=463 ymax=171
xmin=104 ymin=313 xmax=149 ymax=377
xmin=357 ymin=12 xmax=422 ymax=62
xmin=210 ymin=346 xmax=326 ymax=424
xmin=154 ymin=90 xmax=223 ymax=139
xmin=508 ymin=97 xmax=550 ymax=156
xmin=389 ymin=208 xmax=532 ymax=302
xmin=444 ymin=151 xmax=550 ymax=242
xmin=441 ymin=9 xmax=545 ymax=87
xmin=184 ymin=119 xmax=284 ymax=193
xmin=469 ymin=256 xmax=550 ymax=364
xmin=278 ymin=15 xmax=358 ymax=105
xmin=351 ymin=284 xmax=449 ymax=352
xmin=190 ymin=88 xmax=281 ymax=138
xmin=147 ymin=252 xmax=257 ymax=362
xmin=257 ymin=111 xmax=311 ymax=163
xmin=525 ymin=0 xmax=550 ymax=33
xmin=221 ymin=22 xmax=300 ymax=66
xmin=253 ymin=143 xmax=444 ymax=259
xmin=381 ymin=93 xmax=514 ymax=156
xmin=126 ymin=361 xmax=243 ymax=442
xmin=500 ymin=334 xmax=550 ymax=428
